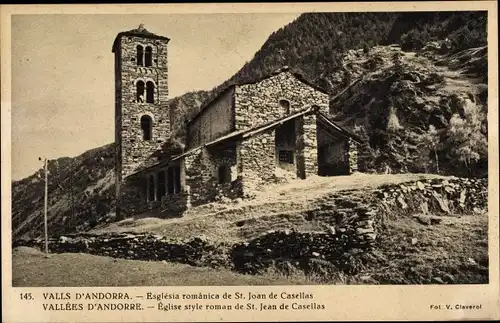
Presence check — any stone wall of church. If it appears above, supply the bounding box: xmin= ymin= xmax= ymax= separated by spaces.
xmin=347 ymin=138 xmax=359 ymax=174
xmin=187 ymin=89 xmax=235 ymax=150
xmin=237 ymin=131 xmax=277 ymax=194
xmin=231 ymin=71 xmax=328 ymax=185
xmin=184 ymin=146 xmax=242 ymax=206
xmin=234 ymin=71 xmax=329 ymax=131
xmin=117 ymin=176 xmax=150 ymax=218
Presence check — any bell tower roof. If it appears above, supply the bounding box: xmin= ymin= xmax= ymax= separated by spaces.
xmin=112 ymin=24 xmax=170 ymax=52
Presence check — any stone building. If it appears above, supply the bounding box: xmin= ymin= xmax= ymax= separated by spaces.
xmin=113 ymin=26 xmax=360 ymax=218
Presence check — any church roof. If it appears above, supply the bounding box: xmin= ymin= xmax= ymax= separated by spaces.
xmin=112 ymin=24 xmax=170 ymax=52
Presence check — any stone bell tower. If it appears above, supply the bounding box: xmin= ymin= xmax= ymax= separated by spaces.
xmin=112 ymin=24 xmax=171 ymax=217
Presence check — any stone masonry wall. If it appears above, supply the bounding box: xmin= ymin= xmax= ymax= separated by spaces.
xmin=234 ymin=71 xmax=329 ymax=132
xmin=232 ymin=71 xmax=329 ymax=186
xmin=117 ymin=176 xmax=149 ymax=218
xmin=116 ymin=35 xmax=171 ymax=179
xmin=237 ymin=131 xmax=277 ymax=194
xmin=160 ymin=189 xmax=190 ymax=214
xmin=302 ymin=114 xmax=319 ymax=178
xmin=187 ymin=89 xmax=234 ymax=149
xmin=185 ymin=146 xmax=241 ymax=206
xmin=347 ymin=138 xmax=358 ymax=174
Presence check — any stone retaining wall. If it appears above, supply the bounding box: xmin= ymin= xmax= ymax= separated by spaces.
xmin=15 ymin=176 xmax=487 ymax=277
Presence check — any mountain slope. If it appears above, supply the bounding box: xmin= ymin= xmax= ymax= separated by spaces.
xmin=331 ymin=44 xmax=488 ymax=176
xmin=169 ymin=11 xmax=487 ymax=129
xmin=12 ymin=144 xmax=116 ymax=240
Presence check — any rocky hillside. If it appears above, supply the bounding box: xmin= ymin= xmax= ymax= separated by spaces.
xmin=331 ymin=44 xmax=488 ymax=176
xmin=12 ymin=144 xmax=116 ymax=240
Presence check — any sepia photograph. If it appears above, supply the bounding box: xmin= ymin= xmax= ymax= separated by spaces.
xmin=2 ymin=2 xmax=499 ymax=322
xmin=9 ymin=10 xmax=491 ymax=288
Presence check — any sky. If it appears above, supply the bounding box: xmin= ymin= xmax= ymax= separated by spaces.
xmin=10 ymin=13 xmax=299 ymax=180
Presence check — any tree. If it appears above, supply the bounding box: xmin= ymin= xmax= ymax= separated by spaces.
xmin=419 ymin=125 xmax=441 ymax=173
xmin=446 ymin=98 xmax=487 ymax=175
xmin=386 ymin=105 xmax=402 ymax=132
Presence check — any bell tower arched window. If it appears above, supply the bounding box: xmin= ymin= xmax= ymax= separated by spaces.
xmin=136 ymin=45 xmax=144 ymax=66
xmin=146 ymin=81 xmax=155 ymax=103
xmin=136 ymin=81 xmax=145 ymax=102
xmin=140 ymin=115 xmax=152 ymax=140
xmin=279 ymin=99 xmax=291 ymax=115
xmin=145 ymin=46 xmax=153 ymax=67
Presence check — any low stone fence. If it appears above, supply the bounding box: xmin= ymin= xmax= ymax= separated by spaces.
xmin=231 ymin=229 xmax=370 ymax=275
xmin=374 ymin=176 xmax=487 ymax=215
xmin=14 ymin=233 xmax=232 ymax=269
xmin=15 ymin=176 xmax=488 ymax=277
xmin=14 ymin=229 xmax=370 ymax=275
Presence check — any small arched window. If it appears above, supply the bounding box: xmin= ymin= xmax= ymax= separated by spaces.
xmin=136 ymin=45 xmax=144 ymax=66
xmin=140 ymin=115 xmax=152 ymax=140
xmin=146 ymin=81 xmax=155 ymax=104
xmin=145 ymin=46 xmax=153 ymax=67
xmin=279 ymin=99 xmax=291 ymax=115
xmin=136 ymin=81 xmax=145 ymax=103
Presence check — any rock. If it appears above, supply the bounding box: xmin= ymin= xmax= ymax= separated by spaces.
xmin=59 ymin=236 xmax=70 ymax=243
xmin=431 ymin=277 xmax=445 ymax=284
xmin=420 ymin=201 xmax=429 ymax=214
xmin=468 ymin=257 xmax=477 ymax=265
xmin=444 ymin=186 xmax=454 ymax=194
xmin=397 ymin=196 xmax=408 ymax=209
xmin=430 ymin=217 xmax=442 ymax=225
xmin=312 ymin=252 xmax=320 ymax=257
xmin=416 ymin=215 xmax=442 ymax=225
xmin=364 ymin=233 xmax=377 ymax=240
xmin=417 ymin=181 xmax=426 ymax=190
xmin=416 ymin=216 xmax=431 ymax=225
xmin=357 ymin=220 xmax=374 ymax=227
xmin=432 ymin=191 xmax=450 ymax=213
xmin=442 ymin=273 xmax=455 ymax=283
xmin=459 ymin=189 xmax=467 ymax=204
xmin=356 ymin=227 xmax=375 ymax=235
xmin=410 ymin=238 xmax=418 ymax=245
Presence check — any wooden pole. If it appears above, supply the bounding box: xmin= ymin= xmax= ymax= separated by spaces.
xmin=44 ymin=158 xmax=49 ymax=254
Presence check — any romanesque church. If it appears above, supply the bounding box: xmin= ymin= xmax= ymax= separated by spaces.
xmin=113 ymin=25 xmax=359 ymax=218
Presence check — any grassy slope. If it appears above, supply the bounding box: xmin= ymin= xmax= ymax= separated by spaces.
xmin=12 ymin=247 xmax=304 ymax=287
xmin=13 ymin=212 xmax=488 ymax=286
xmin=90 ymin=173 xmax=444 ymax=243
xmin=92 ymin=174 xmax=439 ymax=242
xmin=367 ymin=213 xmax=488 ymax=284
